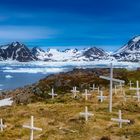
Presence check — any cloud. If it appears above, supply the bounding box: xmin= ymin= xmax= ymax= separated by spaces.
xmin=0 ymin=0 xmax=139 ymax=51
xmin=0 ymin=26 xmax=58 ymax=40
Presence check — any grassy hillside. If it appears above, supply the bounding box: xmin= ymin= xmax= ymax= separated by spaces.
xmin=0 ymin=89 xmax=140 ymax=139
xmin=0 ymin=68 xmax=140 ymax=140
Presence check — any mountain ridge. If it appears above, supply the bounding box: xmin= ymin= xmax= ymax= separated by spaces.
xmin=113 ymin=35 xmax=140 ymax=62
xmin=0 ymin=36 xmax=140 ymax=62
xmin=0 ymin=41 xmax=37 ymax=62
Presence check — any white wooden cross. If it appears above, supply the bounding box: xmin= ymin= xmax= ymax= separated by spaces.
xmin=100 ymin=63 xmax=125 ymax=112
xmin=82 ymin=89 xmax=91 ymax=100
xmin=132 ymin=81 xmax=140 ymax=101
xmin=122 ymin=90 xmax=127 ymax=102
xmin=117 ymin=90 xmax=128 ymax=102
xmin=90 ymin=84 xmax=99 ymax=93
xmin=0 ymin=118 xmax=7 ymax=132
xmin=130 ymin=81 xmax=140 ymax=96
xmin=23 ymin=116 xmax=42 ymax=140
xmin=79 ymin=106 xmax=94 ymax=121
xmin=97 ymin=91 xmax=107 ymax=102
xmin=48 ymin=88 xmax=57 ymax=99
xmin=114 ymin=85 xmax=118 ymax=95
xmin=129 ymin=81 xmax=134 ymax=89
xmin=133 ymin=94 xmax=140 ymax=102
xmin=114 ymin=82 xmax=123 ymax=95
xmin=71 ymin=86 xmax=79 ymax=98
xmin=111 ymin=110 xmax=130 ymax=128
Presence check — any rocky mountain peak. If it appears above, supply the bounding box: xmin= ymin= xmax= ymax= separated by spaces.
xmin=113 ymin=36 xmax=140 ymax=62
xmin=0 ymin=42 xmax=37 ymax=62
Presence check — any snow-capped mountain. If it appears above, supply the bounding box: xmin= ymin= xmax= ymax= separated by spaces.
xmin=81 ymin=47 xmax=109 ymax=60
xmin=113 ymin=36 xmax=140 ymax=62
xmin=0 ymin=42 xmax=37 ymax=62
xmin=0 ymin=42 xmax=109 ymax=62
xmin=32 ymin=47 xmax=108 ymax=61
xmin=31 ymin=47 xmax=48 ymax=60
xmin=36 ymin=48 xmax=82 ymax=61
xmin=0 ymin=36 xmax=140 ymax=62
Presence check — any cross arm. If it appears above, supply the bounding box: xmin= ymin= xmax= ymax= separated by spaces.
xmin=71 ymin=90 xmax=79 ymax=93
xmin=87 ymin=113 xmax=94 ymax=116
xmin=97 ymin=96 xmax=107 ymax=98
xmin=32 ymin=127 xmax=42 ymax=131
xmin=80 ymin=112 xmax=94 ymax=116
xmin=23 ymin=125 xmax=42 ymax=131
xmin=48 ymin=93 xmax=57 ymax=95
xmin=121 ymin=119 xmax=130 ymax=123
xmin=0 ymin=124 xmax=7 ymax=128
xmin=23 ymin=125 xmax=32 ymax=129
xmin=130 ymin=88 xmax=140 ymax=90
xmin=111 ymin=118 xmax=130 ymax=123
xmin=100 ymin=76 xmax=125 ymax=83
xmin=111 ymin=118 xmax=120 ymax=122
xmin=79 ymin=113 xmax=86 ymax=116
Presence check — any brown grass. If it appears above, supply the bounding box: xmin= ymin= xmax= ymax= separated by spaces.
xmin=0 ymin=87 xmax=140 ymax=140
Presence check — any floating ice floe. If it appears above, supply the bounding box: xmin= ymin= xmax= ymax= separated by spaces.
xmin=0 ymin=60 xmax=140 ymax=74
xmin=3 ymin=67 xmax=66 ymax=74
xmin=5 ymin=75 xmax=13 ymax=79
xmin=0 ymin=98 xmax=13 ymax=107
xmin=1 ymin=67 xmax=13 ymax=70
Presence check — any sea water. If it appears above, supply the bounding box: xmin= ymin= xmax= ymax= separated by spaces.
xmin=0 ymin=61 xmax=138 ymax=90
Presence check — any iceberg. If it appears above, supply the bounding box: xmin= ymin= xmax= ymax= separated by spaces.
xmin=0 ymin=98 xmax=13 ymax=107
xmin=5 ymin=75 xmax=13 ymax=79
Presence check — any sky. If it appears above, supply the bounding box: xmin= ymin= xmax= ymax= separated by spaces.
xmin=0 ymin=0 xmax=140 ymax=52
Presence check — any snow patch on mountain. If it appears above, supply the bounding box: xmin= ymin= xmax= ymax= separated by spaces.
xmin=32 ymin=47 xmax=109 ymax=61
xmin=0 ymin=36 xmax=140 ymax=62
xmin=113 ymin=35 xmax=140 ymax=62
xmin=31 ymin=47 xmax=47 ymax=60
xmin=0 ymin=42 xmax=37 ymax=62
xmin=132 ymin=36 xmax=140 ymax=42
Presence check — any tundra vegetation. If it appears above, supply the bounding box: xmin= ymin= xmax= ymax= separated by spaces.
xmin=0 ymin=68 xmax=140 ymax=140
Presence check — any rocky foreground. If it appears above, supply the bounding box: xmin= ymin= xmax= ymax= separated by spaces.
xmin=0 ymin=68 xmax=140 ymax=140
